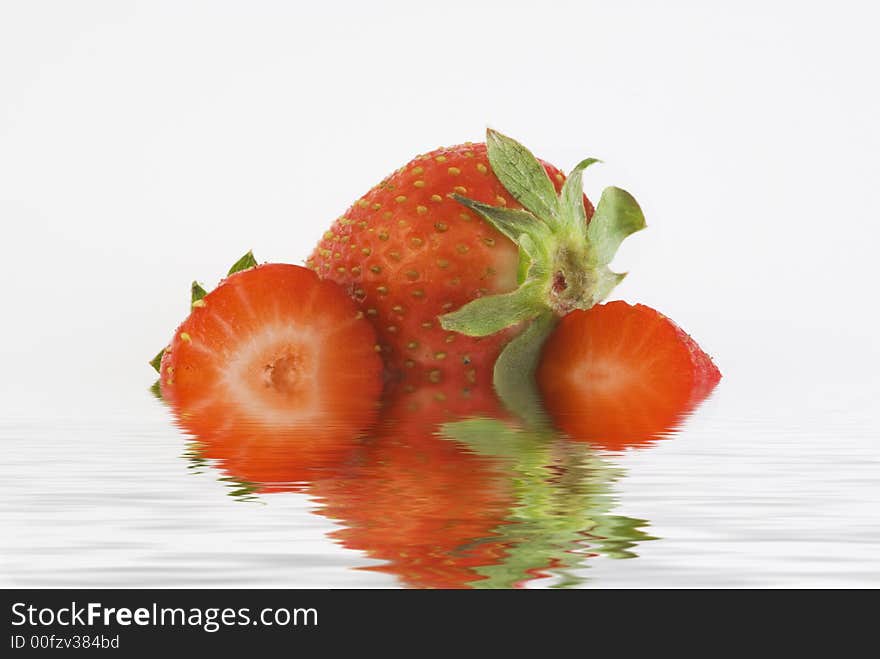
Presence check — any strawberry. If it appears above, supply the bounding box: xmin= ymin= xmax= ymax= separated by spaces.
xmin=308 ymin=129 xmax=645 ymax=409
xmin=155 ymin=254 xmax=383 ymax=485
xmin=536 ymin=302 xmax=721 ymax=451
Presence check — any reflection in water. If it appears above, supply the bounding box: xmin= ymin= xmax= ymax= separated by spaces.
xmin=310 ymin=414 xmax=514 ymax=588
xmin=187 ymin=428 xmax=360 ymax=495
xmin=443 ymin=418 xmax=654 ymax=588
xmin=170 ymin=383 xmax=717 ymax=587
xmin=546 ymin=383 xmax=717 ymax=452
xmin=161 ymin=374 xmax=370 ymax=495
xmin=166 ymin=335 xmax=720 ymax=588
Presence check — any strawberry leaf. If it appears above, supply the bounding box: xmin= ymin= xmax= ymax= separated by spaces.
xmin=450 ymin=194 xmax=551 ymax=281
xmin=228 ymin=250 xmax=257 ymax=275
xmin=517 ymin=233 xmax=548 ymax=275
xmin=486 ymin=129 xmax=560 ymax=225
xmin=586 ymin=187 xmax=646 ymax=267
xmin=439 ymin=280 xmax=544 ymax=337
xmin=191 ymin=281 xmax=208 ymax=304
xmin=149 ymin=379 xmax=164 ymax=401
xmin=149 ymin=348 xmax=165 ymax=373
xmin=560 ymin=158 xmax=601 ymax=237
xmin=445 ymin=133 xmax=645 ymax=396
xmin=593 ymin=268 xmax=628 ymax=301
xmin=451 ymin=194 xmax=550 ymax=245
xmin=493 ymin=312 xmax=557 ymax=425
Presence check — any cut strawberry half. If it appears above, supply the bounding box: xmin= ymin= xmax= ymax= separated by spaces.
xmin=536 ymin=302 xmax=721 ymax=450
xmin=157 ymin=261 xmax=383 ymax=486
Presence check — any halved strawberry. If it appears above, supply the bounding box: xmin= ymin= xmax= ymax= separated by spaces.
xmin=157 ymin=258 xmax=383 ymax=485
xmin=536 ymin=302 xmax=721 ymax=450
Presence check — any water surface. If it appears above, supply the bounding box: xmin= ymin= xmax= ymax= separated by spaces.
xmin=3 ymin=366 xmax=877 ymax=588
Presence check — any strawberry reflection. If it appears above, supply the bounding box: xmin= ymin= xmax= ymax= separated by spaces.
xmin=309 ymin=392 xmax=515 ymax=589
xmin=309 ymin=390 xmax=656 ymax=588
xmin=541 ymin=376 xmax=720 ymax=452
xmin=441 ymin=417 xmax=654 ymax=588
xmin=170 ymin=403 xmax=372 ymax=494
xmin=165 ymin=380 xmax=725 ymax=587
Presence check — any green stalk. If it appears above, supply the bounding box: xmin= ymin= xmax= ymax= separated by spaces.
xmin=438 ymin=129 xmax=646 ymax=392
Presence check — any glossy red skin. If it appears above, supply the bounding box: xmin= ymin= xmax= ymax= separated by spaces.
xmin=308 ymin=142 xmax=593 ymax=415
xmin=537 ymin=302 xmax=721 ymax=451
xmin=159 ymin=264 xmax=383 ymax=489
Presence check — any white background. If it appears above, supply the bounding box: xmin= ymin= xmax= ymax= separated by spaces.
xmin=1 ymin=1 xmax=878 ymax=587
xmin=1 ymin=0 xmax=878 ymax=418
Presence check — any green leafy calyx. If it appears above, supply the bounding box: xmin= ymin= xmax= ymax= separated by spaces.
xmin=191 ymin=281 xmax=208 ymax=305
xmin=149 ymin=348 xmax=165 ymax=373
xmin=227 ymin=250 xmax=257 ymax=275
xmin=440 ymin=129 xmax=645 ymax=338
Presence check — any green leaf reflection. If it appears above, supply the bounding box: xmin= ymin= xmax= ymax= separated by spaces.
xmin=441 ymin=418 xmax=656 ymax=588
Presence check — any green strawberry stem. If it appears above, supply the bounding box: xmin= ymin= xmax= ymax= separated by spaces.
xmin=492 ymin=312 xmax=557 ymax=425
xmin=439 ymin=129 xmax=646 ymax=397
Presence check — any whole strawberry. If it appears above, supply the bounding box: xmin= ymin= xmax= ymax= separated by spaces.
xmin=308 ymin=130 xmax=645 ymax=409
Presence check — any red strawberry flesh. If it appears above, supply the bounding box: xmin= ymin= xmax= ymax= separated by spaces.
xmin=537 ymin=301 xmax=721 ymax=450
xmin=159 ymin=263 xmax=383 ymax=480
